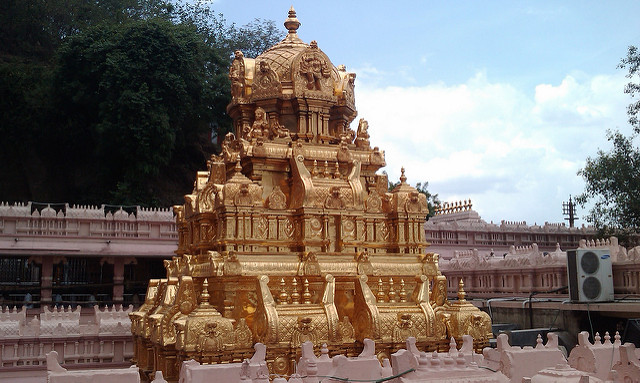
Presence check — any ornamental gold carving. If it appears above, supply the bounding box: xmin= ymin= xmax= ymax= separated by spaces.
xmin=253 ymin=61 xmax=281 ymax=99
xmin=298 ymin=42 xmax=332 ymax=92
xmin=132 ymin=7 xmax=492 ymax=380
xmin=230 ymin=50 xmax=246 ymax=99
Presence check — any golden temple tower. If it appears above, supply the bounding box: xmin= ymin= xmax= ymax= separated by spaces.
xmin=130 ymin=7 xmax=492 ymax=382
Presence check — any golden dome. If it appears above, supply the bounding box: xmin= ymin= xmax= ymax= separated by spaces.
xmin=227 ymin=6 xmax=357 ymax=142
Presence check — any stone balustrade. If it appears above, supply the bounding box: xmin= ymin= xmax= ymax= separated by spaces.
xmin=47 ymin=350 xmax=140 ymax=383
xmin=483 ymin=333 xmax=566 ymax=383
xmin=40 ymin=306 xmax=82 ymax=336
xmin=425 ymin=206 xmax=595 ymax=260
xmin=0 ymin=305 xmax=133 ymax=373
xmin=568 ymin=330 xmax=640 ymax=381
xmin=0 ymin=202 xmax=176 ymax=239
xmin=166 ymin=331 xmax=640 ymax=382
xmin=0 ymin=306 xmax=26 ymax=337
xmin=11 ymin=328 xmax=640 ymax=382
xmin=175 ymin=336 xmax=504 ymax=383
xmin=94 ymin=304 xmax=133 ymax=336
xmin=440 ymin=237 xmax=640 ymax=297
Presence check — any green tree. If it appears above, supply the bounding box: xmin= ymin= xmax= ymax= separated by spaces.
xmin=54 ymin=19 xmax=230 ymax=205
xmin=576 ymin=131 xmax=640 ymax=229
xmin=577 ymin=45 xmax=640 ymax=242
xmin=619 ymin=45 xmax=640 ymax=131
xmin=0 ymin=0 xmax=284 ymax=206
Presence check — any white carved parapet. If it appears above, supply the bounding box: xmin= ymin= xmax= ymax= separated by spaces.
xmin=580 ymin=236 xmax=627 ymax=262
xmin=0 ymin=201 xmax=177 ymax=239
xmin=483 ymin=333 xmax=566 ymax=383
xmin=392 ymin=336 xmax=506 ymax=382
xmin=611 ymin=343 xmax=640 ymax=382
xmin=46 ymin=350 xmax=140 ymax=383
xmin=0 ymin=306 xmax=26 ymax=337
xmin=94 ymin=304 xmax=133 ymax=335
xmin=178 ymin=343 xmax=269 ymax=383
xmin=40 ymin=306 xmax=81 ymax=336
xmin=567 ymin=330 xmax=634 ymax=381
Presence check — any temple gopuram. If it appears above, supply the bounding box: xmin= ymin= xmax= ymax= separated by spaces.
xmin=130 ymin=7 xmax=492 ymax=382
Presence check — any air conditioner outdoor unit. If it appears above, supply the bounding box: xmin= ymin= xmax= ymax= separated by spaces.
xmin=567 ymin=249 xmax=614 ymax=302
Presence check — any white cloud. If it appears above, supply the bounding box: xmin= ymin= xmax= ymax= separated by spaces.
xmin=351 ymin=69 xmax=630 ymax=224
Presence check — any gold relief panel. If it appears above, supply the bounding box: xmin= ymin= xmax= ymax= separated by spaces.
xmin=377 ymin=221 xmax=390 ymax=242
xmin=365 ymin=191 xmax=383 ymax=213
xmin=341 ymin=218 xmax=356 ymax=240
xmin=281 ymin=217 xmax=296 ymax=239
xmin=265 ymin=186 xmax=287 ymax=209
xmin=237 ymin=260 xmax=300 ymax=276
xmin=308 ymin=217 xmax=323 ymax=238
xmin=252 ymin=60 xmax=281 ymax=100
xmin=255 ymin=216 xmax=268 ymax=239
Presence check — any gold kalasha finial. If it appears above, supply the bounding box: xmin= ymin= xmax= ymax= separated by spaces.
xmin=457 ymin=278 xmax=466 ymax=301
xmin=284 ymin=6 xmax=301 ymax=34
xmin=388 ymin=278 xmax=396 ymax=303
xmin=400 ymin=167 xmax=407 ymax=184
xmin=398 ymin=279 xmax=407 ymax=303
xmin=200 ymin=278 xmax=211 ymax=306
xmin=291 ymin=278 xmax=301 ymax=304
xmin=376 ymin=278 xmax=386 ymax=302
xmin=302 ymin=279 xmax=312 ymax=304
xmin=279 ymin=278 xmax=289 ymax=304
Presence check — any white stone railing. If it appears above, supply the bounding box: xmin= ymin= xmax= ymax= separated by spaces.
xmin=0 ymin=202 xmax=176 ymax=239
xmin=46 ymin=350 xmax=140 ymax=383
xmin=441 ymin=237 xmax=640 ymax=296
xmin=0 ymin=305 xmax=133 ymax=371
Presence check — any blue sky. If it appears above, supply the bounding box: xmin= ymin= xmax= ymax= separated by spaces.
xmin=206 ymin=1 xmax=640 ymax=226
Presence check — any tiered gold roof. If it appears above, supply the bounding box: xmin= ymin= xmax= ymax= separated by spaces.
xmin=131 ymin=8 xmax=491 ymax=382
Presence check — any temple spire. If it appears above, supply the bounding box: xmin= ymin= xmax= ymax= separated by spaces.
xmin=284 ymin=6 xmax=301 ymax=34
xmin=400 ymin=167 xmax=407 ymax=184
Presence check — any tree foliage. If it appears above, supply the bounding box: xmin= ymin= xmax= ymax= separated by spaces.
xmin=0 ymin=0 xmax=284 ymax=206
xmin=577 ymin=45 xmax=640 ymax=239
xmin=576 ymin=131 xmax=640 ymax=229
xmin=619 ymin=45 xmax=640 ymax=132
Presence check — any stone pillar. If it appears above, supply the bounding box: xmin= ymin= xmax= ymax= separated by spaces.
xmin=40 ymin=257 xmax=53 ymax=306
xmin=113 ymin=257 xmax=125 ymax=304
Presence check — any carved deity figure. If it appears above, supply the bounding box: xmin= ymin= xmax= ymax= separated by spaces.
xmin=299 ymin=41 xmax=330 ymax=90
xmin=340 ymin=127 xmax=356 ymax=144
xmin=431 ymin=276 xmax=448 ymax=308
xmin=325 ymin=186 xmax=345 ymax=209
xmin=221 ymin=132 xmax=239 ymax=163
xmin=250 ymin=107 xmax=269 ymax=139
xmin=355 ymin=118 xmax=370 ymax=148
xmin=230 ymin=50 xmax=245 ymax=98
